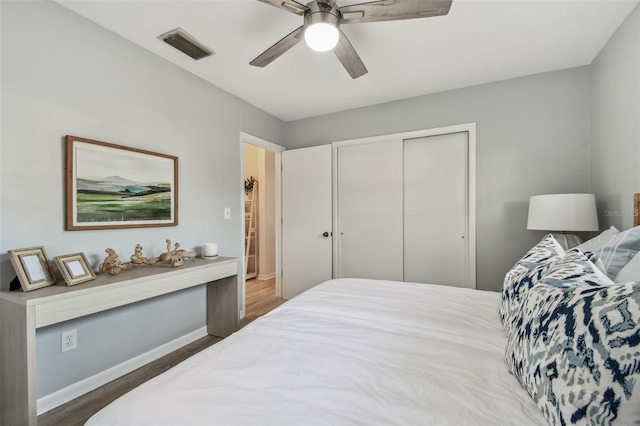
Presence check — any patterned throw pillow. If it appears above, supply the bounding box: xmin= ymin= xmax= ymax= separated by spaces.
xmin=540 ymin=248 xmax=614 ymax=289
xmin=499 ymin=235 xmax=565 ymax=334
xmin=505 ymin=276 xmax=640 ymax=424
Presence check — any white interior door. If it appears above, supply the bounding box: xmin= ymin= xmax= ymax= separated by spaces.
xmin=337 ymin=140 xmax=404 ymax=280
xmin=282 ymin=145 xmax=333 ymax=299
xmin=404 ymin=132 xmax=469 ymax=287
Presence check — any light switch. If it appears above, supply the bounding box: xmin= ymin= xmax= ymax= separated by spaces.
xmin=224 ymin=207 xmax=231 ymax=219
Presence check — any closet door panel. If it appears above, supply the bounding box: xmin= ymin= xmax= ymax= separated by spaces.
xmin=404 ymin=133 xmax=469 ymax=287
xmin=338 ymin=140 xmax=404 ymax=280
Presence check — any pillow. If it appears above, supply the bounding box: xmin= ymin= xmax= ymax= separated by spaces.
xmin=615 ymin=251 xmax=640 ymax=283
xmin=576 ymin=225 xmax=620 ymax=252
xmin=498 ymin=234 xmax=565 ymax=334
xmin=505 ymin=282 xmax=640 ymax=425
xmin=538 ymin=248 xmax=614 ymax=289
xmin=578 ymin=226 xmax=640 ymax=280
xmin=504 ymin=279 xmax=640 ymax=425
xmin=506 ymin=248 xmax=614 ymax=332
xmin=589 ymin=255 xmax=607 ymax=276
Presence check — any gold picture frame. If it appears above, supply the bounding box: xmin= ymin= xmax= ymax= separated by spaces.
xmin=54 ymin=252 xmax=96 ymax=286
xmin=8 ymin=246 xmax=57 ymax=292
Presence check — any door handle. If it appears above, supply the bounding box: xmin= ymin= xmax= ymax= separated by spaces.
xmin=322 ymin=232 xmax=330 ymax=237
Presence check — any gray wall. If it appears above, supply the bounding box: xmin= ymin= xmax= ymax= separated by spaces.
xmin=284 ymin=68 xmax=593 ymax=291
xmin=1 ymin=0 xmax=284 ymax=398
xmin=591 ymin=3 xmax=640 ymax=231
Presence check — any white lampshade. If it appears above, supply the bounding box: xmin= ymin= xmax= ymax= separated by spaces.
xmin=527 ymin=193 xmax=599 ymax=232
xmin=304 ymin=23 xmax=339 ymax=52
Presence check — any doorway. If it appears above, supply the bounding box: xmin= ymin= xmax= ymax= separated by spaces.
xmin=239 ymin=132 xmax=284 ymax=319
xmin=243 ymin=143 xmax=276 ymax=281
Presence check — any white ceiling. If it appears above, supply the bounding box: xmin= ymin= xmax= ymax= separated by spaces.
xmin=57 ymin=0 xmax=637 ymax=122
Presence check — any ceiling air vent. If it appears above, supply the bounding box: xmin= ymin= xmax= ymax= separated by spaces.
xmin=158 ymin=28 xmax=214 ymax=60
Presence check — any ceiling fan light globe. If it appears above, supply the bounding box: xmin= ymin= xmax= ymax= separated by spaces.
xmin=304 ymin=23 xmax=339 ymax=52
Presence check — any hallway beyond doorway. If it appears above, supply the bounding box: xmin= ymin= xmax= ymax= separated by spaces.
xmin=241 ymin=278 xmax=285 ymax=327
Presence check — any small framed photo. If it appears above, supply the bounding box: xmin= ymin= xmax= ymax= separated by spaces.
xmin=54 ymin=252 xmax=96 ymax=286
xmin=8 ymin=246 xmax=57 ymax=292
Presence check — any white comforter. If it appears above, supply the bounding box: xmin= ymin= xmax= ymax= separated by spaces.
xmin=87 ymin=278 xmax=545 ymax=425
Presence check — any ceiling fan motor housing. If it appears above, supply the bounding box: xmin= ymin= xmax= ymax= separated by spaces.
xmin=304 ymin=1 xmax=340 ymax=30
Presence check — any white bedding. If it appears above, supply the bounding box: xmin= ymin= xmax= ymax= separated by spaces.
xmin=87 ymin=278 xmax=545 ymax=425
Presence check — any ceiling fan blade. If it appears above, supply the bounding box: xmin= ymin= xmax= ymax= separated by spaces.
xmin=257 ymin=0 xmax=308 ymax=16
xmin=250 ymin=26 xmax=305 ymax=68
xmin=334 ymin=29 xmax=368 ymax=79
xmin=339 ymin=0 xmax=452 ymax=24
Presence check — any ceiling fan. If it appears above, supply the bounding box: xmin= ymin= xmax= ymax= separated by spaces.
xmin=250 ymin=0 xmax=453 ymax=79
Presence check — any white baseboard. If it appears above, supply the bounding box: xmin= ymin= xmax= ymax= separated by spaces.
xmin=257 ymin=272 xmax=275 ymax=280
xmin=37 ymin=326 xmax=208 ymax=415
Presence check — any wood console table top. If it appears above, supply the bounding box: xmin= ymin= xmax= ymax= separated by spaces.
xmin=1 ymin=256 xmax=236 ymax=305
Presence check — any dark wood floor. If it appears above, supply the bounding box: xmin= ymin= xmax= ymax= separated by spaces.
xmin=38 ymin=278 xmax=285 ymax=426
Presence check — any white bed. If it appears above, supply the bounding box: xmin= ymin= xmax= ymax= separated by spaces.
xmin=87 ymin=278 xmax=545 ymax=425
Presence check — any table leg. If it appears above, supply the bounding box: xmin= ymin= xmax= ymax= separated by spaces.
xmin=1 ymin=299 xmax=37 ymax=425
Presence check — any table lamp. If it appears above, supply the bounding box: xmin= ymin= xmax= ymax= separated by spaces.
xmin=527 ymin=193 xmax=599 ymax=249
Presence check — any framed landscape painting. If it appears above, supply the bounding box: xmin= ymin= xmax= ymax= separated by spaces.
xmin=66 ymin=135 xmax=178 ymax=230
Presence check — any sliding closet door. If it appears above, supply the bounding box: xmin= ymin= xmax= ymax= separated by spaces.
xmin=338 ymin=140 xmax=404 ymax=280
xmin=404 ymin=132 xmax=469 ymax=287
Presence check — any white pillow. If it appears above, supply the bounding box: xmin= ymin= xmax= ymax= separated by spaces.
xmin=615 ymin=250 xmax=640 ymax=282
xmin=578 ymin=226 xmax=640 ymax=280
xmin=576 ymin=225 xmax=619 ymax=252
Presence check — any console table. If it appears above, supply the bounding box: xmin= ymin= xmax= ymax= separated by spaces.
xmin=0 ymin=257 xmax=239 ymax=426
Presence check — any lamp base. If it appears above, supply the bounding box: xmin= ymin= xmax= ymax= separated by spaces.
xmin=551 ymin=233 xmax=583 ymax=250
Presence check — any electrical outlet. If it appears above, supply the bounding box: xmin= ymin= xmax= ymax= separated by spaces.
xmin=224 ymin=207 xmax=231 ymax=219
xmin=61 ymin=329 xmax=77 ymax=353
